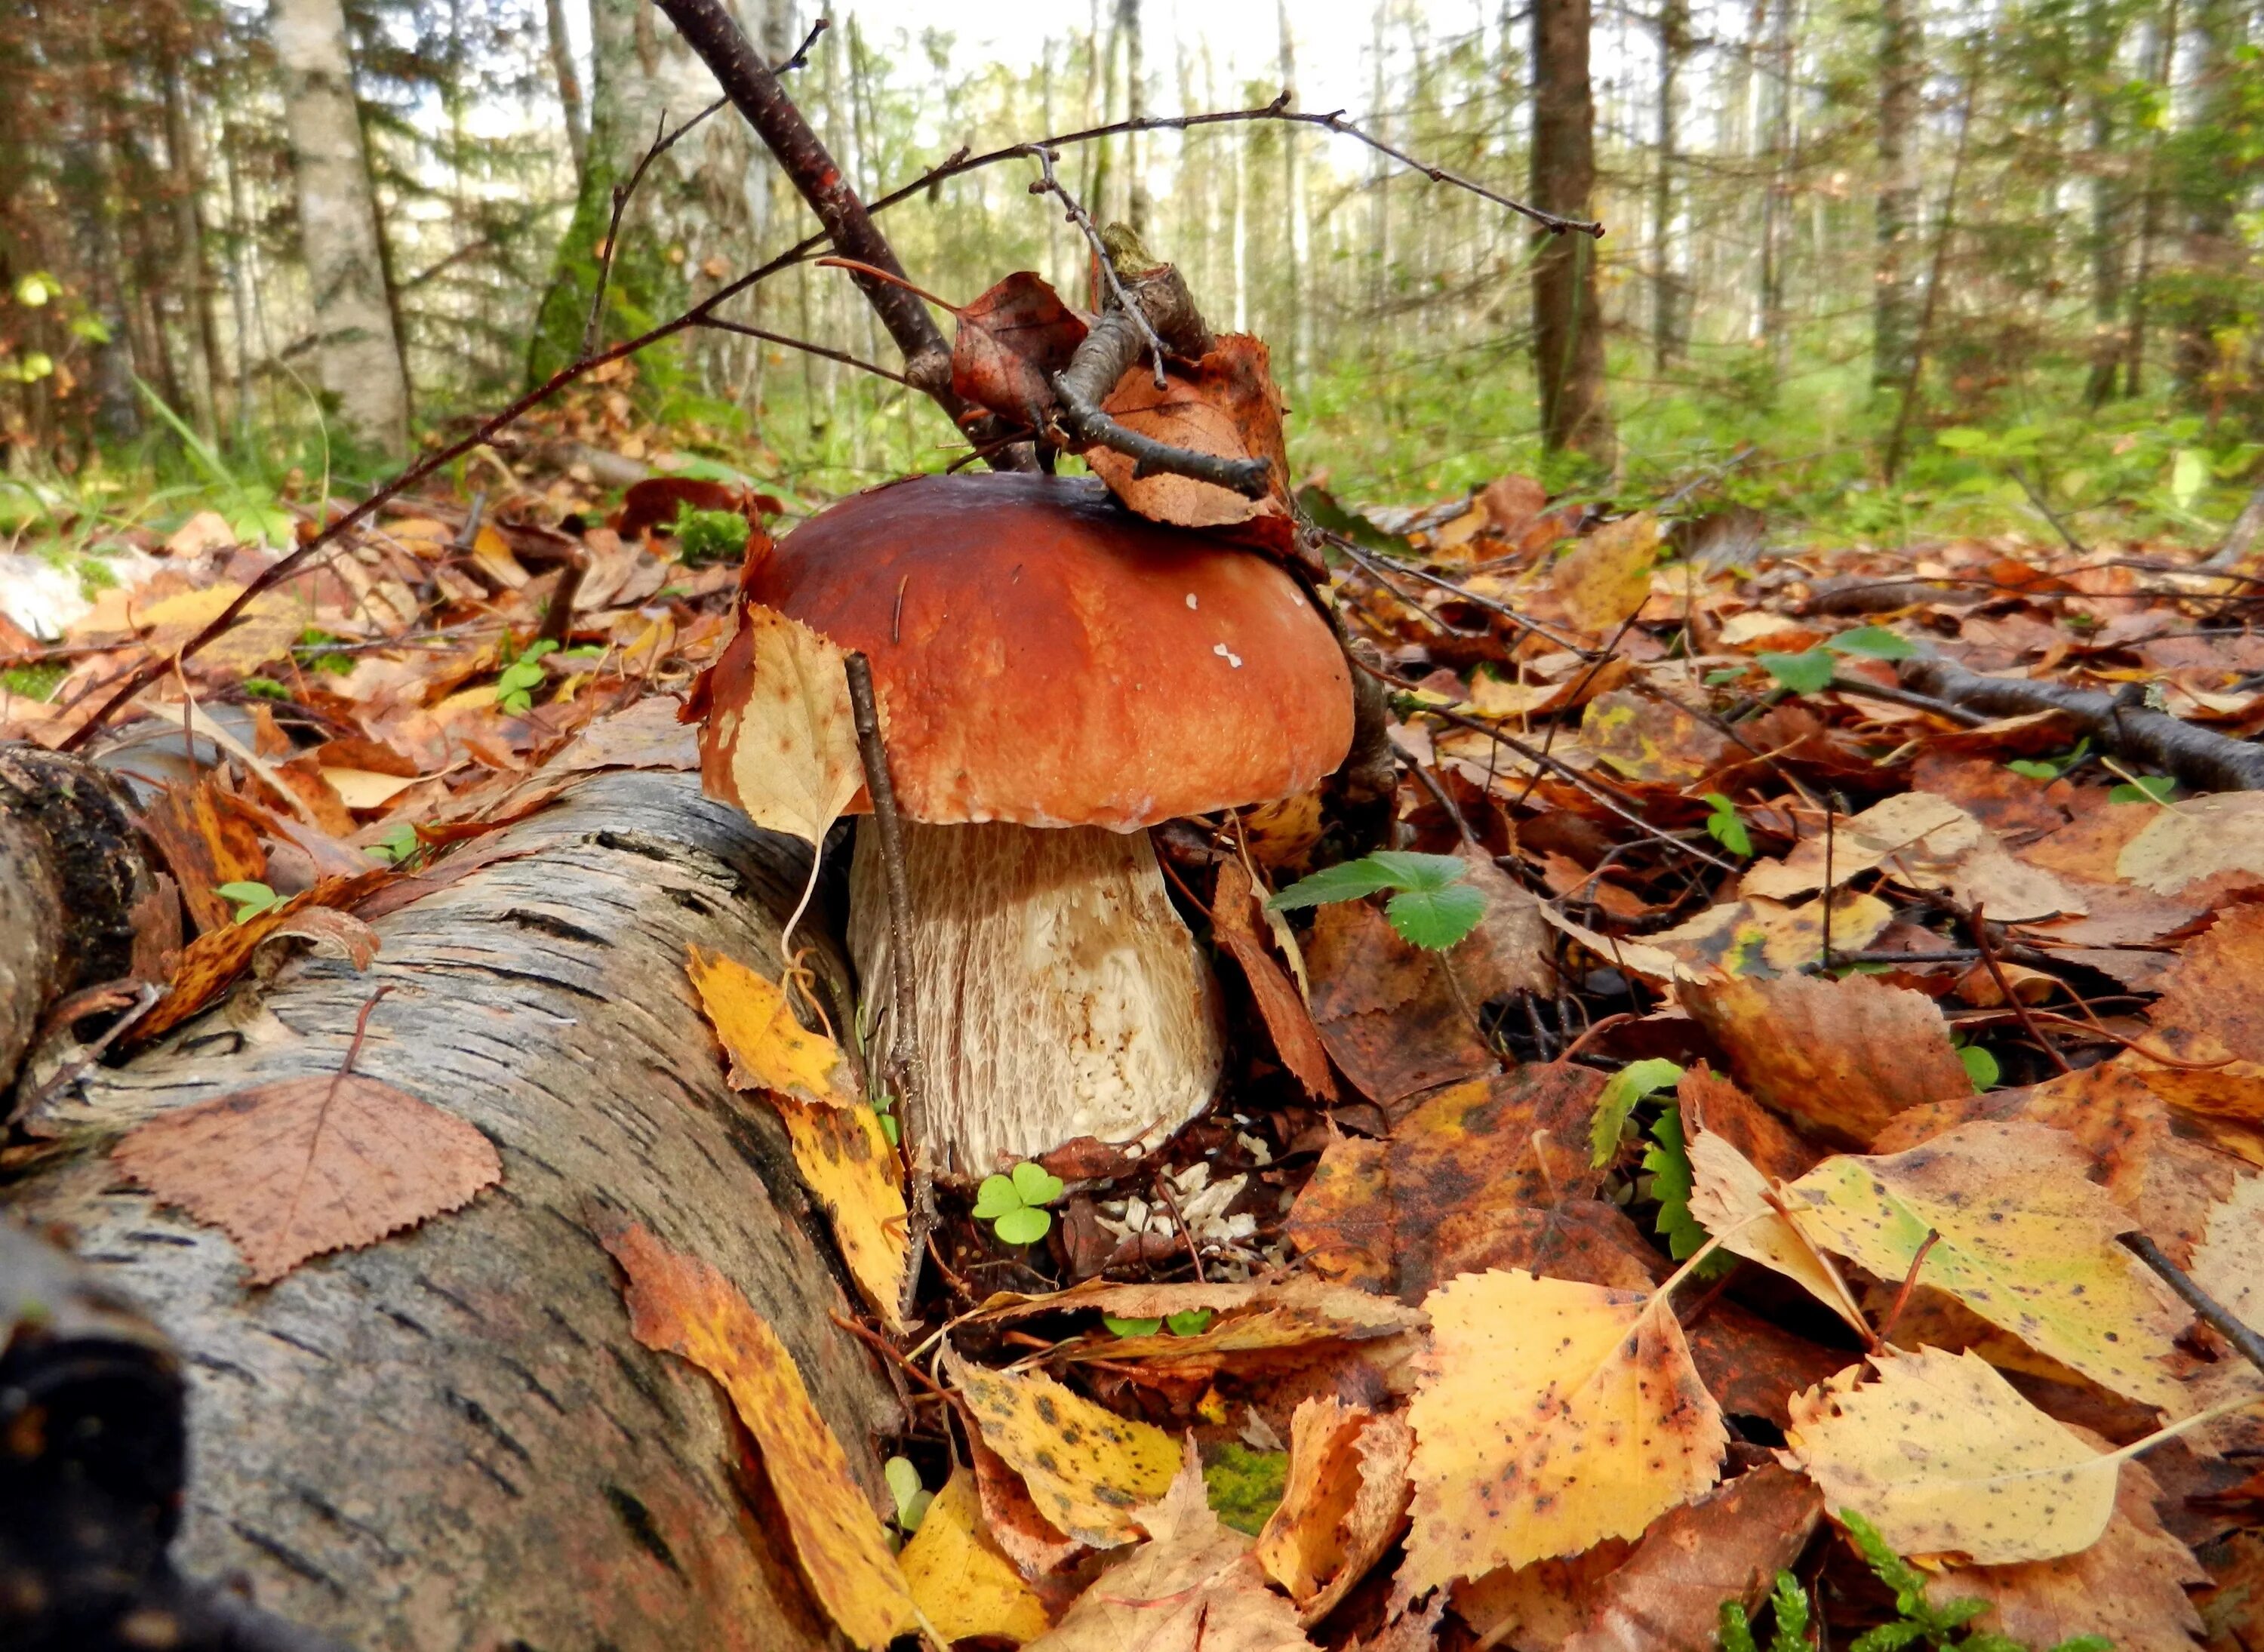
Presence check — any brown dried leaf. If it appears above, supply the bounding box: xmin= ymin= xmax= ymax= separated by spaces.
xmin=1678 ymin=970 xmax=1970 ymax=1144
xmin=952 ymin=271 xmax=1089 ymax=423
xmin=2146 ymin=903 xmax=2264 ymax=1067
xmin=601 ymin=1223 xmax=916 ymax=1647
xmin=1305 ymin=902 xmax=1498 ymax=1108
xmin=1552 ymin=512 xmax=1661 ymax=635
xmin=1085 ymin=334 xmax=1295 ymax=556
xmin=692 ymin=600 xmax=863 ymax=847
xmin=1580 ymin=688 xmax=1729 ymax=787
xmin=1558 ymin=1464 xmax=1825 ymax=1652
xmin=114 ymin=1069 xmax=500 ymax=1284
xmin=948 ymin=1350 xmax=1183 ymax=1549
xmin=1650 ymin=891 xmax=1895 ymax=979
xmin=1029 ymin=1449 xmax=1315 ymax=1652
xmin=1449 ymin=844 xmax=1557 ymax=1001
xmin=137 ymin=869 xmax=395 ymax=1042
xmin=1214 ymin=860 xmax=1335 ymax=1101
xmin=1256 ymin=1401 xmax=1413 ymax=1625
xmin=140 ymin=774 xmax=266 ymax=934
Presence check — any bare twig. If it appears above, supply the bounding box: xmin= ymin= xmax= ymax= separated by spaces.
xmin=1023 ymin=144 xmax=1168 ymax=386
xmin=580 ymin=97 xmax=727 ymax=360
xmin=696 ymin=316 xmax=916 ymax=388
xmin=2121 ymin=1231 xmax=2264 ymax=1381
xmin=535 ymin=549 xmax=588 ymax=649
xmin=1826 ymin=673 xmax=1993 ymax=728
xmin=847 ymin=651 xmax=935 ymax=1318
xmin=1878 ymin=1228 xmax=1942 ymax=1342
xmin=1967 ymin=900 xmax=2074 ymax=1075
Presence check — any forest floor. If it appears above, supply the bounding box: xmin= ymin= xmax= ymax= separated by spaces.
xmin=6 ymin=371 xmax=2264 ymax=1652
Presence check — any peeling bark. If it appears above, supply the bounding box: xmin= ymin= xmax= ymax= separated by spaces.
xmin=4 ymin=771 xmax=894 ymax=1651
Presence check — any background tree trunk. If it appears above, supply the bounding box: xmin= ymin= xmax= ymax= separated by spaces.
xmin=271 ymin=0 xmax=411 ymax=459
xmin=1531 ymin=0 xmax=1614 ymax=464
xmin=5 ymin=770 xmax=895 ymax=1652
xmin=1652 ymin=0 xmax=1691 ymax=371
xmin=1872 ymin=0 xmax=1922 ymax=389
xmin=545 ymin=0 xmax=590 ymax=187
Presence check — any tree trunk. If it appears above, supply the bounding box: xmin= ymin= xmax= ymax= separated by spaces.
xmin=1651 ymin=0 xmax=1690 ymax=371
xmin=2170 ymin=0 xmax=2244 ymax=414
xmin=1872 ymin=0 xmax=1922 ymax=389
xmin=1278 ymin=2 xmax=1312 ymax=397
xmin=4 ymin=770 xmax=896 ymax=1651
xmin=1121 ymin=0 xmax=1150 ymax=237
xmin=2124 ymin=0 xmax=2179 ymax=397
xmin=270 ymin=0 xmax=410 ymax=460
xmin=1530 ymin=0 xmax=1614 ymax=465
xmin=2081 ymin=0 xmax=2127 ymax=408
xmin=544 ymin=0 xmax=589 ymax=186
xmin=160 ymin=54 xmax=226 ymax=445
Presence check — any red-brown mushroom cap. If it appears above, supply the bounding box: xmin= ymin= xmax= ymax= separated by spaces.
xmin=741 ymin=472 xmax=1352 ymax=830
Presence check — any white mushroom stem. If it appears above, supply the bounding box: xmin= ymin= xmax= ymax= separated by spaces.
xmin=848 ymin=820 xmax=1226 ymax=1178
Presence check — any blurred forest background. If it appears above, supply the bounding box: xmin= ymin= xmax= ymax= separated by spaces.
xmin=0 ymin=0 xmax=2259 ymax=546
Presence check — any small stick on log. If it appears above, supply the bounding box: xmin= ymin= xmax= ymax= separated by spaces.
xmin=1965 ymin=901 xmax=2073 ymax=1075
xmin=1900 ymin=655 xmax=2264 ymax=791
xmin=2121 ymin=1231 xmax=2264 ymax=1382
xmin=845 ymin=652 xmax=936 ymax=1321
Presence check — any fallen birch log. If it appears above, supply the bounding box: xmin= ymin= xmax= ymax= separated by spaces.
xmin=2 ymin=769 xmax=894 ymax=1652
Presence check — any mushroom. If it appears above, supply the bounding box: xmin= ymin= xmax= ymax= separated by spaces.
xmin=701 ymin=472 xmax=1352 ymax=1175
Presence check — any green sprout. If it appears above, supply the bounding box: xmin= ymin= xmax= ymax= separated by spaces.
xmin=973 ymin=1161 xmax=1063 ymax=1245
xmin=1269 ymin=850 xmax=1490 ymax=950
xmin=217 ymin=881 xmax=283 ymax=923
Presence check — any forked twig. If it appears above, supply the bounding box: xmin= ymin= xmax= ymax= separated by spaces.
xmin=2121 ymin=1231 xmax=2264 ymax=1382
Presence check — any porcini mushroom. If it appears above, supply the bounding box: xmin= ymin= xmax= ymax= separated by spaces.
xmin=702 ymin=472 xmax=1352 ymax=1175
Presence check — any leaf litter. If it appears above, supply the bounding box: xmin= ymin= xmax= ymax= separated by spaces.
xmin=18 ymin=383 xmax=2264 ymax=1647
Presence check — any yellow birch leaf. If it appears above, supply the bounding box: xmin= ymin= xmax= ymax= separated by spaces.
xmin=1551 ymin=512 xmax=1660 ymax=635
xmin=946 ymin=1349 xmax=1182 ymax=1548
xmin=900 ymin=1469 xmax=1052 ymax=1645
xmin=685 ymin=945 xmax=854 ymax=1107
xmin=1780 ymin=1121 xmax=2184 ymax=1406
xmin=1254 ymin=1401 xmax=1413 ymax=1626
xmin=1401 ymin=1269 xmax=1727 ymax=1592
xmin=600 ymin=1223 xmax=915 ymax=1648
xmin=1784 ymin=1346 xmax=2120 ymax=1564
xmin=1686 ymin=1127 xmax=1870 ymax=1335
xmin=2191 ymin=1174 xmax=2264 ymax=1334
xmin=697 ymin=600 xmax=863 ymax=846
xmin=771 ymin=1092 xmax=909 ymax=1331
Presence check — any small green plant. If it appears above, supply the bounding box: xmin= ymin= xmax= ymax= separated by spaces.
xmin=2108 ymin=774 xmax=2173 ymax=804
xmin=2005 ymin=738 xmax=2090 ymax=782
xmin=494 ymin=639 xmax=558 ymax=715
xmin=671 ymin=501 xmax=752 ymax=567
xmin=1 ymin=662 xmax=66 ymax=703
xmin=239 ymin=676 xmax=291 ymax=701
xmin=1589 ymin=1058 xmax=1686 ymax=1167
xmin=293 ymin=628 xmax=355 ymax=678
xmin=217 ymin=880 xmax=283 ymax=923
xmin=973 ymin=1161 xmax=1063 ymax=1245
xmin=1269 ymin=850 xmax=1490 ymax=949
xmin=1950 ymin=1030 xmax=2001 ymax=1092
xmin=1718 ymin=1515 xmax=2112 ymax=1650
xmin=1103 ymin=1309 xmax=1217 ymax=1338
xmin=883 ymin=1456 xmax=931 ymax=1538
xmin=1644 ymin=1105 xmax=1726 ymax=1266
xmin=365 ymin=822 xmax=423 ymax=867
xmin=871 ymin=1090 xmax=900 ymax=1147
xmin=1703 ymin=792 xmax=1754 ymax=857
xmin=1758 ymin=626 xmax=1922 ymax=697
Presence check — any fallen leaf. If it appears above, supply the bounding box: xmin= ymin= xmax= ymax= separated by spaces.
xmin=1678 ymin=1063 xmax=1819 ymax=1184
xmin=137 ymin=869 xmax=395 ymax=1041
xmin=1558 ymin=1463 xmax=1825 ymax=1652
xmin=1426 ymin=1198 xmax=1664 ymax=1296
xmin=769 ymin=1092 xmax=909 ymax=1330
xmin=948 ymin=1349 xmax=1183 ymax=1549
xmin=2117 ymin=794 xmax=2264 ymax=896
xmin=2146 ymin=904 xmax=2264 ymax=1068
xmin=137 ymin=580 xmax=303 ymax=673
xmin=1026 ymin=1447 xmax=1314 ymax=1652
xmin=601 ymin=1223 xmax=916 ymax=1647
xmin=1305 ymin=901 xmax=1499 ymax=1107
xmin=140 ymin=773 xmax=269 ymax=933
xmin=953 ymin=271 xmax=1090 ymax=423
xmin=1580 ymin=689 xmax=1728 ymax=787
xmin=1552 ymin=512 xmax=1660 ymax=635
xmin=971 ymin=1424 xmax=1086 ymax=1577
xmin=114 ymin=1068 xmax=500 ymax=1285
xmin=1678 ymin=970 xmax=1969 ymax=1144
xmin=1918 ymin=1456 xmax=2206 ymax=1652
xmin=1285 ymin=1134 xmax=1393 ymax=1291
xmin=1687 ymin=1127 xmax=1871 ymax=1335
xmin=692 ymin=599 xmax=863 ymax=846
xmin=1780 ymin=1121 xmax=2185 ymax=1405
xmin=2192 ymin=1175 xmax=2264 ymax=1337
xmin=970 ymin=1276 xmax=1424 ymax=1363
xmin=1448 ymin=844 xmax=1558 ymax=1001
xmin=1401 ymin=1269 xmax=1727 ymax=1591
xmin=900 ymin=1467 xmax=1054 ymax=1645
xmin=1784 ymin=1346 xmax=2121 ymax=1564
xmin=1255 ymin=1401 xmax=1413 ymax=1625
xmin=1537 ymin=903 xmax=1701 ymax=985
xmin=1214 ymin=860 xmax=1335 ymax=1101
xmin=1451 ymin=1541 xmax=1635 ymax=1652
xmin=1740 ymin=791 xmax=1970 ymax=901
xmin=1649 ymin=891 xmax=1894 ymax=978
xmin=686 ymin=945 xmax=855 ymax=1107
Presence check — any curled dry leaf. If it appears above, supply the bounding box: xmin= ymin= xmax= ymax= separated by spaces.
xmin=1551 ymin=512 xmax=1660 ymax=635
xmin=1785 ymin=1346 xmax=2121 ymax=1564
xmin=1687 ymin=1126 xmax=1870 ymax=1336
xmin=952 ymin=270 xmax=1089 ymax=423
xmin=1447 ymin=843 xmax=1557 ymax=1002
xmin=1401 ymin=1269 xmax=1727 ymax=1592
xmin=1742 ymin=790 xmax=2081 ymax=923
xmin=684 ymin=945 xmax=854 ymax=1107
xmin=969 ymin=1423 xmax=1085 ymax=1578
xmin=140 ymin=772 xmax=267 ymax=933
xmin=1558 ymin=1463 xmax=1825 ymax=1652
xmin=689 ymin=599 xmax=863 ymax=846
xmin=1026 ymin=1448 xmax=1315 ymax=1652
xmin=900 ymin=1468 xmax=1054 ymax=1646
xmin=113 ymin=1068 xmax=500 ymax=1285
xmin=1213 ymin=859 xmax=1336 ymax=1101
xmin=1676 ymin=969 xmax=1970 ymax=1145
xmin=601 ymin=1222 xmax=917 ymax=1650
xmin=1255 ymin=1399 xmax=1414 ymax=1626
xmin=137 ymin=867 xmax=395 ymax=1042
xmin=1780 ymin=1120 xmax=2185 ymax=1406
xmin=947 ymin=1349 xmax=1183 ymax=1549
xmin=1085 ymin=334 xmax=1295 ymax=555
xmin=1918 ymin=1456 xmax=2206 ymax=1652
